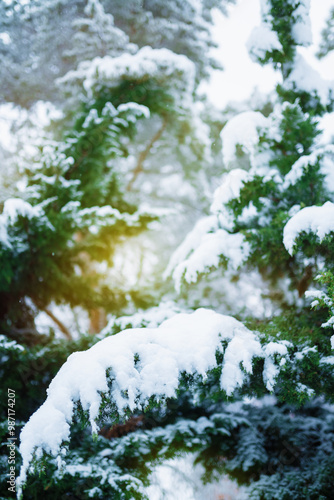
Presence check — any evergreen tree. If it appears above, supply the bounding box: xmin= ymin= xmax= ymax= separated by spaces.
xmin=2 ymin=1 xmax=334 ymax=499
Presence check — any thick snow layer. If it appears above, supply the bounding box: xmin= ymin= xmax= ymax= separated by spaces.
xmin=283 ymin=201 xmax=334 ymax=254
xmin=18 ymin=309 xmax=287 ymax=492
xmin=221 ymin=111 xmax=268 ymax=166
xmin=59 ymin=46 xmax=195 ymax=108
xmin=284 ymin=53 xmax=334 ymax=107
xmin=247 ymin=23 xmax=283 ymax=62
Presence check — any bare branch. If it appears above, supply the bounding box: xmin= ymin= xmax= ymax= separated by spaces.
xmin=40 ymin=306 xmax=73 ymax=340
xmin=126 ymin=117 xmax=168 ymax=191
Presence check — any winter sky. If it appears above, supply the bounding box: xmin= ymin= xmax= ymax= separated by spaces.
xmin=206 ymin=0 xmax=334 ymax=108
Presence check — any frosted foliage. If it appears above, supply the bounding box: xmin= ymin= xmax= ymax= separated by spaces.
xmin=18 ymin=309 xmax=288 ymax=492
xmin=305 ymin=287 xmax=334 ymax=348
xmin=165 ymin=207 xmax=250 ymax=292
xmin=247 ymin=24 xmax=283 ymax=62
xmin=283 ymin=201 xmax=334 ymax=254
xmin=284 ymin=53 xmax=334 ymax=107
xmin=67 ymin=0 xmax=131 ymax=61
xmin=59 ymin=46 xmax=196 ymax=109
xmin=221 ymin=111 xmax=268 ymax=166
xmin=164 ymin=215 xmax=218 ymax=279
xmin=165 ymin=168 xmax=253 ymax=291
xmin=263 ymin=342 xmax=291 ymax=391
xmin=171 ymin=230 xmax=250 ymax=292
xmin=0 ymin=198 xmax=54 ymax=247
xmin=85 ymin=0 xmax=104 ymax=16
xmin=258 ymin=0 xmax=311 ymax=47
xmin=2 ymin=198 xmax=42 ymax=222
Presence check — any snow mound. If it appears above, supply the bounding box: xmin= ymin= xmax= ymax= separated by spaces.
xmin=283 ymin=201 xmax=334 ymax=254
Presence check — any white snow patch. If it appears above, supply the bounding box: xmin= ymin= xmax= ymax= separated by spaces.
xmin=283 ymin=201 xmax=334 ymax=254
xmin=321 ymin=355 xmax=334 ymax=365
xmin=284 ymin=53 xmax=334 ymax=107
xmin=211 ymin=169 xmax=249 ymax=214
xmin=221 ymin=111 xmax=268 ymax=166
xmin=263 ymin=342 xmax=291 ymax=391
xmin=247 ymin=23 xmax=283 ymax=62
xmin=100 ymin=301 xmax=185 ymax=335
xmin=291 ymin=0 xmax=312 ymax=46
xmin=2 ymin=198 xmax=42 ymax=223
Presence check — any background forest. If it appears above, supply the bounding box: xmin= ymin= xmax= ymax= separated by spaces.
xmin=1 ymin=0 xmax=334 ymax=499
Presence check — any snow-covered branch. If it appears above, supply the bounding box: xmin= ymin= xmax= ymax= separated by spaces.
xmin=18 ymin=308 xmax=289 ymax=494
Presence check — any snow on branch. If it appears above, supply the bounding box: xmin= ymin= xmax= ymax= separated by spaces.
xmin=170 ymin=229 xmax=249 ymax=292
xmin=290 ymin=0 xmax=312 ymax=46
xmin=247 ymin=23 xmax=283 ymax=63
xmin=283 ymin=53 xmax=334 ymax=108
xmin=283 ymin=201 xmax=334 ymax=255
xmin=58 ymin=46 xmax=196 ymax=109
xmin=164 ymin=169 xmax=251 ymax=291
xmin=0 ymin=198 xmax=55 ymax=248
xmin=282 ymin=145 xmax=334 ymax=190
xmin=221 ymin=111 xmax=268 ymax=167
xmin=18 ymin=309 xmax=289 ymax=494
